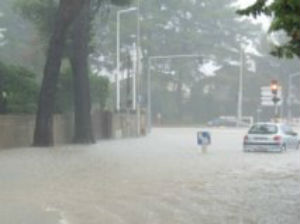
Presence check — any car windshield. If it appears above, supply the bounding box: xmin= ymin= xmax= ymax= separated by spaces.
xmin=249 ymin=124 xmax=278 ymax=135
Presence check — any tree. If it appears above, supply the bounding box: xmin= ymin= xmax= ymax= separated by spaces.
xmin=61 ymin=0 xmax=131 ymax=144
xmin=237 ymin=0 xmax=300 ymax=58
xmin=33 ymin=0 xmax=85 ymax=146
xmin=70 ymin=0 xmax=95 ymax=143
xmin=20 ymin=0 xmax=131 ymax=146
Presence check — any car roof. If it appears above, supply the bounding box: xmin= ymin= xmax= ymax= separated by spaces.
xmin=254 ymin=122 xmax=279 ymax=125
xmin=252 ymin=122 xmax=289 ymax=127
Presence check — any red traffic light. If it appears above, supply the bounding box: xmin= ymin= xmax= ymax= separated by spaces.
xmin=270 ymin=80 xmax=279 ymax=95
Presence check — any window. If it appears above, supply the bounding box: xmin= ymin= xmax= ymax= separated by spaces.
xmin=249 ymin=124 xmax=278 ymax=135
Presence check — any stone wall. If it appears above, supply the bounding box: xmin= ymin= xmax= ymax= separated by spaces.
xmin=0 ymin=111 xmax=146 ymax=149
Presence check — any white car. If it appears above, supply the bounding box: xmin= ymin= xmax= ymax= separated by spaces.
xmin=243 ymin=123 xmax=300 ymax=152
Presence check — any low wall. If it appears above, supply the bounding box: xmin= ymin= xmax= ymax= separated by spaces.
xmin=0 ymin=115 xmax=34 ymax=148
xmin=0 ymin=111 xmax=146 ymax=149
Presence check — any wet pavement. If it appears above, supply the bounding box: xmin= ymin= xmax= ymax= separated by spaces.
xmin=0 ymin=128 xmax=299 ymax=224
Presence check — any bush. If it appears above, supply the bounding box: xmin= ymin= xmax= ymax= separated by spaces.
xmin=0 ymin=61 xmax=39 ymax=114
xmin=55 ymin=67 xmax=111 ymax=113
xmin=90 ymin=74 xmax=110 ymax=110
xmin=0 ymin=61 xmax=111 ymax=114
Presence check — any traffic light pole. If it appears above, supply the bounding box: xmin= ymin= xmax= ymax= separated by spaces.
xmin=288 ymin=72 xmax=300 ymax=123
xmin=271 ymin=80 xmax=280 ymax=122
xmin=274 ymin=103 xmax=279 ymax=121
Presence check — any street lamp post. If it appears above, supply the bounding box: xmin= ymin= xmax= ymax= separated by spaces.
xmin=288 ymin=72 xmax=300 ymax=122
xmin=237 ymin=46 xmax=244 ymax=126
xmin=147 ymin=54 xmax=203 ymax=133
xmin=136 ymin=0 xmax=141 ymax=135
xmin=116 ymin=7 xmax=138 ymax=111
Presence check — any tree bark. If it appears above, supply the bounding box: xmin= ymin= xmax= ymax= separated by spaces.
xmin=70 ymin=0 xmax=95 ymax=144
xmin=33 ymin=0 xmax=85 ymax=146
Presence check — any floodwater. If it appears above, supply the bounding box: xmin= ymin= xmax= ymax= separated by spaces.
xmin=0 ymin=128 xmax=299 ymax=224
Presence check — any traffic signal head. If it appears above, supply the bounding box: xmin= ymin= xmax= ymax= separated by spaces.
xmin=271 ymin=80 xmax=279 ymax=95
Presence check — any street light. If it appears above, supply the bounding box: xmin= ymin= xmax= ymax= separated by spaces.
xmin=136 ymin=0 xmax=142 ymax=136
xmin=288 ymin=72 xmax=300 ymax=122
xmin=237 ymin=46 xmax=244 ymax=126
xmin=147 ymin=54 xmax=203 ymax=132
xmin=116 ymin=7 xmax=138 ymax=112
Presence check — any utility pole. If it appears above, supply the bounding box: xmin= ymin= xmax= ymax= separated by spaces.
xmin=288 ymin=72 xmax=300 ymax=122
xmin=116 ymin=11 xmax=121 ymax=111
xmin=147 ymin=58 xmax=152 ymax=133
xmin=132 ymin=43 xmax=136 ymax=110
xmin=136 ymin=0 xmax=141 ymax=136
xmin=126 ymin=52 xmax=132 ymax=137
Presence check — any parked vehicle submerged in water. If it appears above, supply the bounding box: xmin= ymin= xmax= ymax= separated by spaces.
xmin=243 ymin=123 xmax=300 ymax=152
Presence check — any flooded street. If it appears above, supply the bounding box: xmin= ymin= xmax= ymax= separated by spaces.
xmin=1 ymin=128 xmax=299 ymax=224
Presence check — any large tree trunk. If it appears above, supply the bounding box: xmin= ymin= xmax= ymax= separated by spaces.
xmin=33 ymin=0 xmax=84 ymax=146
xmin=70 ymin=0 xmax=95 ymax=144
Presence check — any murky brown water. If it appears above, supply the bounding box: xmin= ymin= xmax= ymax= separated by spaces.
xmin=1 ymin=128 xmax=299 ymax=224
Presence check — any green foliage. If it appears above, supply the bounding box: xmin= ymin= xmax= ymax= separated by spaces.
xmin=55 ymin=67 xmax=74 ymax=113
xmin=236 ymin=0 xmax=271 ymax=18
xmin=0 ymin=61 xmax=39 ymax=113
xmin=90 ymin=74 xmax=110 ymax=110
xmin=54 ymin=67 xmax=111 ymax=113
xmin=15 ymin=0 xmax=56 ymax=40
xmin=15 ymin=0 xmax=133 ymax=43
xmin=14 ymin=0 xmax=115 ymax=114
xmin=0 ymin=0 xmax=45 ymax=74
xmin=111 ymin=0 xmax=132 ymax=6
xmin=0 ymin=59 xmax=110 ymax=114
xmin=237 ymin=0 xmax=300 ymax=58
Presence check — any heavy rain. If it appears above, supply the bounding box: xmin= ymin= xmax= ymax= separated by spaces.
xmin=0 ymin=0 xmax=300 ymax=224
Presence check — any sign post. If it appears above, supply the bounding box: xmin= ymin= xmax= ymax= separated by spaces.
xmin=197 ymin=131 xmax=211 ymax=153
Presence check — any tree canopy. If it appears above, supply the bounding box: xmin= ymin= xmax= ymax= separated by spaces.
xmin=237 ymin=0 xmax=300 ymax=58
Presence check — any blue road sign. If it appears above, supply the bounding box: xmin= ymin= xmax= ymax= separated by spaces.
xmin=197 ymin=131 xmax=211 ymax=146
